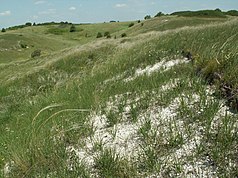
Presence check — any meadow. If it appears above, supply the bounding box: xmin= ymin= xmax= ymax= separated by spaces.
xmin=0 ymin=14 xmax=237 ymax=177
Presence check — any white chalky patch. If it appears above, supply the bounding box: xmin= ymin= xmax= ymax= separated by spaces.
xmin=90 ymin=113 xmax=107 ymax=130
xmin=66 ymin=63 xmax=238 ymax=177
xmin=66 ymin=146 xmax=94 ymax=168
xmin=124 ymin=59 xmax=188 ymax=82
xmin=3 ymin=161 xmax=14 ymax=177
xmin=182 ymin=160 xmax=218 ymax=178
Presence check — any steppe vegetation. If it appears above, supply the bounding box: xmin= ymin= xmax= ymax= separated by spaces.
xmin=0 ymin=10 xmax=237 ymax=177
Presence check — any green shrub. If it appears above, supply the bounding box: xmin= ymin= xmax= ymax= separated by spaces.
xmin=121 ymin=33 xmax=127 ymax=38
xmin=144 ymin=15 xmax=151 ymax=20
xmin=128 ymin=23 xmax=134 ymax=27
xmin=69 ymin=25 xmax=76 ymax=32
xmin=25 ymin=22 xmax=32 ymax=26
xmin=1 ymin=28 xmax=6 ymax=32
xmin=171 ymin=10 xmax=226 ymax=18
xmin=154 ymin=12 xmax=164 ymax=17
xmin=225 ymin=10 xmax=238 ymax=16
xmin=31 ymin=49 xmax=41 ymax=58
xmin=20 ymin=43 xmax=27 ymax=48
xmin=104 ymin=31 xmax=111 ymax=38
xmin=96 ymin=32 xmax=103 ymax=38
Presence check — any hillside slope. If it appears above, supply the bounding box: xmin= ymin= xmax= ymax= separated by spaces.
xmin=0 ymin=16 xmax=237 ymax=177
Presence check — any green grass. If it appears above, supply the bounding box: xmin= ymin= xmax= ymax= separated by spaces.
xmin=0 ymin=15 xmax=237 ymax=177
xmin=0 ymin=21 xmax=130 ymax=64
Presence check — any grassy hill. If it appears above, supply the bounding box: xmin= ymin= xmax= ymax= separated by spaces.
xmin=0 ymin=14 xmax=237 ymax=177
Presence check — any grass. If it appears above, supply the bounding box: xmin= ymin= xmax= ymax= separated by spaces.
xmin=0 ymin=14 xmax=237 ymax=177
xmin=0 ymin=21 xmax=131 ymax=64
xmin=94 ymin=148 xmax=135 ymax=177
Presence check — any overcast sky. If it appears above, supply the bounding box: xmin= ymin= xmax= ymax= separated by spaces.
xmin=0 ymin=0 xmax=238 ymax=28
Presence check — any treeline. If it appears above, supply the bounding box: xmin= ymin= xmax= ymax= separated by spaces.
xmin=5 ymin=21 xmax=74 ymax=31
xmin=171 ymin=9 xmax=238 ymax=18
xmin=143 ymin=9 xmax=238 ymax=21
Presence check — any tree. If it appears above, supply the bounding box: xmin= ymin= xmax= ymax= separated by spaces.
xmin=215 ymin=8 xmax=222 ymax=12
xmin=1 ymin=28 xmax=6 ymax=32
xmin=144 ymin=15 xmax=151 ymax=20
xmin=155 ymin=12 xmax=164 ymax=17
xmin=25 ymin=22 xmax=32 ymax=26
xmin=226 ymin=10 xmax=238 ymax=16
xmin=69 ymin=25 xmax=76 ymax=32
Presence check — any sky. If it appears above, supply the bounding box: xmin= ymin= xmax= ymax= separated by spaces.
xmin=0 ymin=0 xmax=238 ymax=28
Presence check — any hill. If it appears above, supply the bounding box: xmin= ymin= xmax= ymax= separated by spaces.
xmin=0 ymin=14 xmax=237 ymax=177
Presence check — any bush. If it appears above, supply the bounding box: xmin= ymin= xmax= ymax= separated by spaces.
xmin=69 ymin=25 xmax=76 ymax=32
xmin=25 ymin=22 xmax=32 ymax=26
xmin=137 ymin=20 xmax=141 ymax=23
xmin=1 ymin=28 xmax=6 ymax=32
xmin=31 ymin=49 xmax=41 ymax=58
xmin=171 ymin=10 xmax=226 ymax=18
xmin=215 ymin=8 xmax=222 ymax=12
xmin=20 ymin=43 xmax=27 ymax=48
xmin=121 ymin=33 xmax=127 ymax=38
xmin=154 ymin=12 xmax=164 ymax=17
xmin=144 ymin=15 xmax=151 ymax=20
xmin=225 ymin=10 xmax=238 ymax=16
xmin=96 ymin=32 xmax=103 ymax=38
xmin=128 ymin=23 xmax=134 ymax=27
xmin=104 ymin=31 xmax=111 ymax=38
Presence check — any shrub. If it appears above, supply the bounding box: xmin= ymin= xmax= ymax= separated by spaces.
xmin=144 ymin=15 xmax=151 ymax=20
xmin=1 ymin=28 xmax=6 ymax=32
xmin=171 ymin=10 xmax=226 ymax=18
xmin=69 ymin=25 xmax=76 ymax=32
xmin=121 ymin=33 xmax=127 ymax=38
xmin=225 ymin=10 xmax=238 ymax=16
xmin=104 ymin=31 xmax=111 ymax=38
xmin=25 ymin=22 xmax=32 ymax=26
xmin=137 ymin=20 xmax=141 ymax=23
xmin=96 ymin=32 xmax=103 ymax=38
xmin=20 ymin=43 xmax=27 ymax=48
xmin=215 ymin=8 xmax=222 ymax=12
xmin=128 ymin=23 xmax=134 ymax=27
xmin=154 ymin=12 xmax=164 ymax=17
xmin=31 ymin=49 xmax=41 ymax=58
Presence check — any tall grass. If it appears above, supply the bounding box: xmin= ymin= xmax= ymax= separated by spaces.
xmin=0 ymin=16 xmax=237 ymax=177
